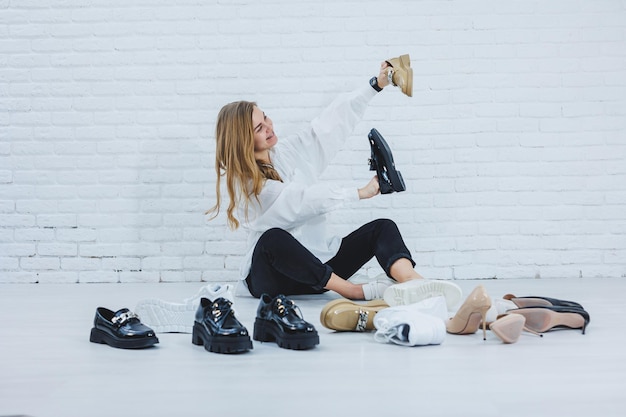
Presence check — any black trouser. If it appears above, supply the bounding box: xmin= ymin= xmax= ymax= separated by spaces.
xmin=245 ymin=218 xmax=415 ymax=298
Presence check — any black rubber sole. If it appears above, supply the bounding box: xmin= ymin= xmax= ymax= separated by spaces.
xmin=368 ymin=128 xmax=406 ymax=194
xmin=89 ymin=327 xmax=159 ymax=349
xmin=191 ymin=322 xmax=252 ymax=354
xmin=253 ymin=318 xmax=319 ymax=350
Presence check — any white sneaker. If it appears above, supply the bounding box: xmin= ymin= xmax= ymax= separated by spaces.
xmin=484 ymin=297 xmax=518 ymax=324
xmin=376 ymin=295 xmax=449 ymax=322
xmin=374 ymin=302 xmax=446 ymax=347
xmin=383 ymin=279 xmax=463 ymax=310
xmin=134 ymin=283 xmax=235 ymax=333
xmin=186 ymin=283 xmax=234 ymax=304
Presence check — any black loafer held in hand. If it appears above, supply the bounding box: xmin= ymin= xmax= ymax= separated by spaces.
xmin=89 ymin=307 xmax=159 ymax=349
xmin=253 ymin=294 xmax=319 ymax=350
xmin=368 ymin=128 xmax=406 ymax=194
xmin=192 ymin=297 xmax=252 ymax=354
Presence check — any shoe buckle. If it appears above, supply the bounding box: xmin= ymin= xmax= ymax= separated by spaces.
xmin=355 ymin=310 xmax=369 ymax=332
xmin=111 ymin=311 xmax=138 ymax=326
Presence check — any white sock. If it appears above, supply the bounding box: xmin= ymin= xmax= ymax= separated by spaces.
xmin=362 ymin=280 xmax=391 ymax=300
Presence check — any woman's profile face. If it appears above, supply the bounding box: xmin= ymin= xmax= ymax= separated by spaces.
xmin=252 ymin=106 xmax=278 ymax=157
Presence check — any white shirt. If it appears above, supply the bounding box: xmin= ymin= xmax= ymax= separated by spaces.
xmin=238 ymin=84 xmax=379 ymax=281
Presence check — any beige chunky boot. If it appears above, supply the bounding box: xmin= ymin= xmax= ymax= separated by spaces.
xmin=386 ymin=54 xmax=413 ymax=97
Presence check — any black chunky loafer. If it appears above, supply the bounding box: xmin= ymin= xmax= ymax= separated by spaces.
xmin=368 ymin=128 xmax=406 ymax=194
xmin=253 ymin=294 xmax=319 ymax=350
xmin=192 ymin=297 xmax=252 ymax=354
xmin=89 ymin=307 xmax=159 ymax=349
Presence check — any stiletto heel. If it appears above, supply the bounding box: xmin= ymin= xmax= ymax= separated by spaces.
xmin=481 ymin=313 xmax=487 ymax=341
xmin=446 ymin=285 xmax=491 ymax=340
xmin=522 ymin=325 xmax=544 ymax=337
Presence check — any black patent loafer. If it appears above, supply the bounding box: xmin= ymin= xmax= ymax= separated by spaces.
xmin=253 ymin=294 xmax=319 ymax=350
xmin=368 ymin=128 xmax=406 ymax=194
xmin=192 ymin=297 xmax=252 ymax=354
xmin=89 ymin=307 xmax=159 ymax=349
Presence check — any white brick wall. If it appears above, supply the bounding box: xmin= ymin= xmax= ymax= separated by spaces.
xmin=1 ymin=0 xmax=625 ymax=284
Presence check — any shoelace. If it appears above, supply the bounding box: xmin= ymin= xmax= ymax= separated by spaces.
xmin=273 ymin=296 xmax=310 ymax=325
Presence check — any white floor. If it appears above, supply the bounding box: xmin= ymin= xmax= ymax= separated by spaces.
xmin=1 ymin=278 xmax=624 ymax=417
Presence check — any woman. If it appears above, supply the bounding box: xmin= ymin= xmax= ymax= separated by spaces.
xmin=208 ymin=56 xmax=461 ymax=307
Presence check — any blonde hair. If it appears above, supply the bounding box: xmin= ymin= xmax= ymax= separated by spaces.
xmin=207 ymin=101 xmax=282 ymax=229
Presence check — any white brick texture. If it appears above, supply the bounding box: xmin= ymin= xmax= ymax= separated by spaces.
xmin=1 ymin=0 xmax=625 ymax=283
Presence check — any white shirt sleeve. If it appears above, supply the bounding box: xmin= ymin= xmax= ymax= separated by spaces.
xmin=274 ymin=84 xmax=377 ymax=179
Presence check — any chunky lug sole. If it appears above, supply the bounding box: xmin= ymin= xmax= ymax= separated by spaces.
xmin=89 ymin=327 xmax=159 ymax=349
xmin=135 ymin=299 xmax=196 ymax=333
xmin=383 ymin=280 xmax=463 ymax=310
xmin=368 ymin=128 xmax=406 ymax=194
xmin=253 ymin=318 xmax=319 ymax=350
xmin=320 ymin=299 xmax=389 ymax=332
xmin=192 ymin=322 xmax=252 ymax=354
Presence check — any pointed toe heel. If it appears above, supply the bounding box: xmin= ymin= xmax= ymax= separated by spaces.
xmin=489 ymin=314 xmax=526 ymax=344
xmin=446 ymin=285 xmax=491 ymax=340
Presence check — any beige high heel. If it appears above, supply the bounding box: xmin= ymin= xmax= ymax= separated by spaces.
xmin=385 ymin=54 xmax=413 ymax=97
xmin=446 ymin=285 xmax=491 ymax=340
xmin=489 ymin=313 xmax=544 ymax=343
xmin=489 ymin=314 xmax=526 ymax=344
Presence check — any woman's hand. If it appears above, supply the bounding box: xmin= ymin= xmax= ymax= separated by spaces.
xmin=376 ymin=61 xmax=392 ymax=89
xmin=358 ymin=176 xmax=380 ymax=199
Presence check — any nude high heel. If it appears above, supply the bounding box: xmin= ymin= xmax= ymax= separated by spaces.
xmin=446 ymin=285 xmax=491 ymax=340
xmin=506 ymin=306 xmax=590 ymax=334
xmin=503 ymin=294 xmax=583 ymax=309
xmin=489 ymin=314 xmax=526 ymax=344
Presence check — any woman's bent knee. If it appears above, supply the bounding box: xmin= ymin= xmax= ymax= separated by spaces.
xmin=258 ymin=227 xmax=290 ymax=242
